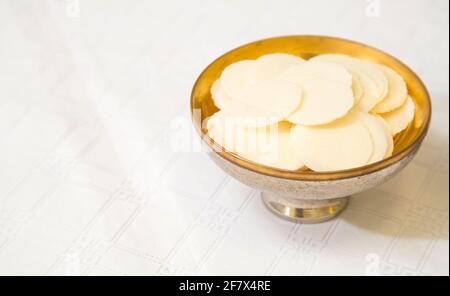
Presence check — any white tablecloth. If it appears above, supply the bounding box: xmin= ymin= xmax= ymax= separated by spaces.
xmin=0 ymin=0 xmax=448 ymax=276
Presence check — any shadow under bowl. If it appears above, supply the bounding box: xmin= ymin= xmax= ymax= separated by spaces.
xmin=190 ymin=35 xmax=432 ymax=223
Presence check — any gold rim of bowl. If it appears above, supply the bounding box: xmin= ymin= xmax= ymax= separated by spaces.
xmin=190 ymin=35 xmax=432 ymax=181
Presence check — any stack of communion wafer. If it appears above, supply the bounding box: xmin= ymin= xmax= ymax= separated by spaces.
xmin=205 ymin=53 xmax=416 ymax=172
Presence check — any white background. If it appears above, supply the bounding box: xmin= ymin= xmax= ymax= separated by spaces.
xmin=0 ymin=0 xmax=448 ymax=275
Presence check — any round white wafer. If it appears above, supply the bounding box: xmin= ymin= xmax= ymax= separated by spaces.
xmin=371 ymin=65 xmax=408 ymax=113
xmin=290 ymin=111 xmax=374 ymax=172
xmin=381 ymin=95 xmax=416 ymax=135
xmin=220 ymin=60 xmax=256 ymax=98
xmin=282 ymin=76 xmax=354 ymax=125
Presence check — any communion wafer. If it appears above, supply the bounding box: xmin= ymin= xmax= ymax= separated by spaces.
xmin=371 ymin=65 xmax=408 ymax=113
xmin=381 ymin=95 xmax=416 ymax=135
xmin=290 ymin=112 xmax=374 ymax=172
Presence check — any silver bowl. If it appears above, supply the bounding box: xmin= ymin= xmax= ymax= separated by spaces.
xmin=190 ymin=35 xmax=431 ymax=223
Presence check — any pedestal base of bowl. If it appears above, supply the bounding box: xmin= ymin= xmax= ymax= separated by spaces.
xmin=262 ymin=192 xmax=350 ymax=223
